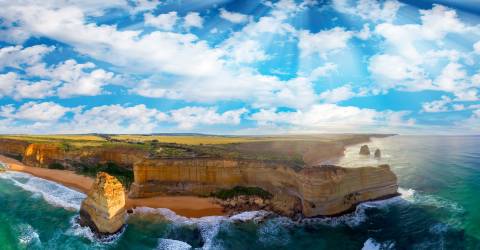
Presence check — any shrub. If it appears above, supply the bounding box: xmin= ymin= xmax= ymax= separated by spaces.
xmin=211 ymin=186 xmax=272 ymax=200
xmin=48 ymin=162 xmax=66 ymax=170
xmin=75 ymin=162 xmax=134 ymax=188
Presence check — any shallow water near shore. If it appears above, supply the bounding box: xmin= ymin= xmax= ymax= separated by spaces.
xmin=0 ymin=135 xmax=479 ymax=249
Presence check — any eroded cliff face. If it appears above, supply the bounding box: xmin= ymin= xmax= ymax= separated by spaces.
xmin=0 ymin=141 xmax=147 ymax=169
xmin=129 ymin=159 xmax=398 ymax=217
xmin=0 ymin=139 xmax=30 ymax=159
xmin=79 ymin=172 xmax=126 ymax=235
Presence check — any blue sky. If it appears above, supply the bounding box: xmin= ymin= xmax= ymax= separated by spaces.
xmin=0 ymin=0 xmax=479 ymax=134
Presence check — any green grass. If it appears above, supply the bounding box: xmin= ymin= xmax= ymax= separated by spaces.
xmin=211 ymin=186 xmax=273 ymax=200
xmin=74 ymin=162 xmax=134 ymax=188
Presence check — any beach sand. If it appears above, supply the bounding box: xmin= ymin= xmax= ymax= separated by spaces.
xmin=0 ymin=155 xmax=224 ymax=218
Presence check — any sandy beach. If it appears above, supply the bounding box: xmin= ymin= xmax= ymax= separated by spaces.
xmin=0 ymin=155 xmax=224 ymax=218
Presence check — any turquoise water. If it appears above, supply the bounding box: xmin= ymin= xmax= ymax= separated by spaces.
xmin=0 ymin=135 xmax=479 ymax=249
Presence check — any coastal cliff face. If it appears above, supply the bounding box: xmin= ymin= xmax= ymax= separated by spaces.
xmin=79 ymin=172 xmax=126 ymax=235
xmin=0 ymin=140 xmax=147 ymax=169
xmin=0 ymin=139 xmax=30 ymax=159
xmin=129 ymin=159 xmax=398 ymax=217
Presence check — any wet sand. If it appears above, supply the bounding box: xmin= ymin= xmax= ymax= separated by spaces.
xmin=0 ymin=155 xmax=224 ymax=218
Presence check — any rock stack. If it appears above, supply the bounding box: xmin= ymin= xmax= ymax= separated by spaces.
xmin=374 ymin=149 xmax=381 ymax=158
xmin=359 ymin=145 xmax=370 ymax=155
xmin=79 ymin=172 xmax=126 ymax=236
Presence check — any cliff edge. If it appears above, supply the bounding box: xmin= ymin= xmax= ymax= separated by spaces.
xmin=129 ymin=159 xmax=398 ymax=217
xmin=79 ymin=172 xmax=126 ymax=235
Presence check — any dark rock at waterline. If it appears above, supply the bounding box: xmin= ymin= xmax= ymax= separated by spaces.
xmin=359 ymin=145 xmax=370 ymax=155
xmin=374 ymin=149 xmax=381 ymax=158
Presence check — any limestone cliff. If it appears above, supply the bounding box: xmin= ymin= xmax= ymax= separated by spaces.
xmin=129 ymin=159 xmax=398 ymax=217
xmin=359 ymin=145 xmax=370 ymax=155
xmin=0 ymin=141 xmax=147 ymax=169
xmin=0 ymin=139 xmax=30 ymax=160
xmin=79 ymin=172 xmax=126 ymax=235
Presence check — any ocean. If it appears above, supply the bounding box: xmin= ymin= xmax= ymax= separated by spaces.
xmin=0 ymin=135 xmax=479 ymax=249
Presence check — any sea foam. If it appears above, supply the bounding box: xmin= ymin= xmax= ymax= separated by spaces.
xmin=0 ymin=171 xmax=86 ymax=211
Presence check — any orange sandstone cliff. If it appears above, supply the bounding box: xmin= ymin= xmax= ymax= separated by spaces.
xmin=129 ymin=159 xmax=398 ymax=217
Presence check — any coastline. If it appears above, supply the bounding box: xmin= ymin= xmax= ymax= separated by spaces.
xmin=0 ymin=155 xmax=224 ymax=218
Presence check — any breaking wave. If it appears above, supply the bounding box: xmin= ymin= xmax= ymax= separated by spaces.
xmin=0 ymin=171 xmax=86 ymax=211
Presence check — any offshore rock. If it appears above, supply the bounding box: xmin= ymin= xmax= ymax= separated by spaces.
xmin=374 ymin=149 xmax=381 ymax=158
xmin=359 ymin=145 xmax=370 ymax=155
xmin=79 ymin=172 xmax=126 ymax=235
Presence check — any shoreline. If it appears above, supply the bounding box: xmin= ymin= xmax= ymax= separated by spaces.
xmin=0 ymin=155 xmax=224 ymax=218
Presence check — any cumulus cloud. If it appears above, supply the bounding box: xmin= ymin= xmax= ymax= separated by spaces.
xmin=333 ymin=0 xmax=401 ymax=22
xmin=319 ymin=85 xmax=357 ymax=103
xmin=0 ymin=45 xmax=54 ymax=70
xmin=26 ymin=59 xmax=116 ymax=98
xmin=0 ymin=72 xmax=57 ymax=100
xmin=219 ymin=8 xmax=249 ymax=23
xmin=0 ymin=4 xmax=223 ymax=77
xmin=250 ymin=104 xmax=415 ymax=132
xmin=422 ymin=96 xmax=452 ymax=113
xmin=144 ymin=11 xmax=178 ymax=30
xmin=184 ymin=12 xmax=203 ymax=28
xmin=0 ymin=102 xmax=248 ymax=133
xmin=298 ymin=28 xmax=353 ymax=58
xmin=170 ymin=107 xmax=247 ymax=129
xmin=0 ymin=102 xmax=74 ymax=122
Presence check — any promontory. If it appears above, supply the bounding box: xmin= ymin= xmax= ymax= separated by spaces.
xmin=0 ymin=134 xmax=398 ymax=218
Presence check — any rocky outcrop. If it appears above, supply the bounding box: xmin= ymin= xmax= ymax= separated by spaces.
xmin=79 ymin=172 xmax=126 ymax=235
xmin=374 ymin=149 xmax=381 ymax=158
xmin=359 ymin=145 xmax=370 ymax=155
xmin=129 ymin=159 xmax=398 ymax=217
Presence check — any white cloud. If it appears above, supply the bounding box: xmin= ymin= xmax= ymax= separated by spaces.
xmin=0 ymin=4 xmax=224 ymax=77
xmin=298 ymin=28 xmax=353 ymax=58
xmin=250 ymin=104 xmax=414 ymax=132
xmin=422 ymin=96 xmax=452 ymax=113
xmin=475 ymin=41 xmax=480 ymax=54
xmin=319 ymin=85 xmax=357 ymax=103
xmin=333 ymin=0 xmax=401 ymax=22
xmin=226 ymin=40 xmax=268 ymax=63
xmin=308 ymin=63 xmax=338 ymax=81
xmin=170 ymin=107 xmax=247 ymax=129
xmin=0 ymin=72 xmax=57 ymax=100
xmin=0 ymin=102 xmax=74 ymax=122
xmin=26 ymin=59 xmax=115 ymax=98
xmin=0 ymin=45 xmax=54 ymax=70
xmin=144 ymin=11 xmax=178 ymax=30
xmin=219 ymin=8 xmax=249 ymax=23
xmin=0 ymin=102 xmax=249 ymax=133
xmin=184 ymin=12 xmax=203 ymax=28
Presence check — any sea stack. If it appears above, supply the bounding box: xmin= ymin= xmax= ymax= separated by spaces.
xmin=359 ymin=145 xmax=370 ymax=155
xmin=374 ymin=149 xmax=381 ymax=158
xmin=79 ymin=172 xmax=126 ymax=235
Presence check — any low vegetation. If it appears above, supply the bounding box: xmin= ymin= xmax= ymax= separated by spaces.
xmin=211 ymin=186 xmax=273 ymax=200
xmin=74 ymin=162 xmax=134 ymax=188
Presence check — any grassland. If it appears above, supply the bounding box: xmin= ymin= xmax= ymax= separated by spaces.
xmin=0 ymin=133 xmax=385 ymax=166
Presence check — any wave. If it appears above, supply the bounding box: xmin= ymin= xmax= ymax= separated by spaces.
xmin=0 ymin=171 xmax=86 ymax=211
xmin=398 ymin=187 xmax=464 ymax=214
xmin=16 ymin=223 xmax=41 ymax=248
xmin=67 ymin=215 xmax=126 ymax=244
xmin=362 ymin=238 xmax=395 ymax=250
xmin=134 ymin=208 xmax=276 ymax=249
xmin=157 ymin=238 xmax=192 ymax=250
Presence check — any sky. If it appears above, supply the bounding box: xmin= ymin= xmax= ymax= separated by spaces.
xmin=0 ymin=0 xmax=479 ymax=135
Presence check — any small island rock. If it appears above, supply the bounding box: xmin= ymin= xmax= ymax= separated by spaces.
xmin=374 ymin=149 xmax=381 ymax=158
xmin=359 ymin=145 xmax=370 ymax=155
xmin=79 ymin=172 xmax=126 ymax=235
